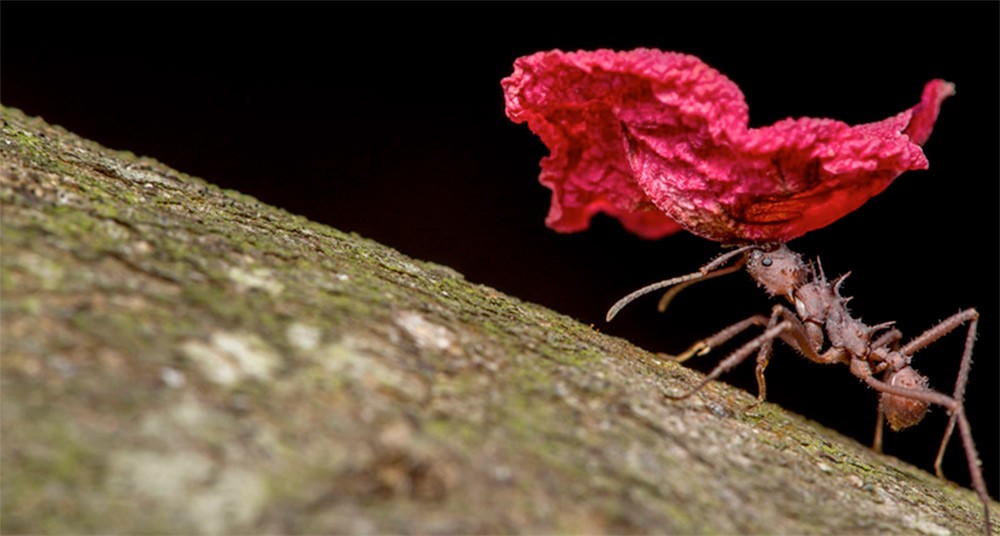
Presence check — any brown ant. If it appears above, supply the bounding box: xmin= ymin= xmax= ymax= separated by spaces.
xmin=607 ymin=243 xmax=991 ymax=533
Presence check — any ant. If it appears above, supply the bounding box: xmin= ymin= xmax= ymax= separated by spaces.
xmin=606 ymin=243 xmax=991 ymax=533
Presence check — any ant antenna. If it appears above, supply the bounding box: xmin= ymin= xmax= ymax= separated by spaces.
xmin=606 ymin=244 xmax=760 ymax=322
xmin=701 ymin=244 xmax=761 ymax=272
xmin=606 ymin=271 xmax=709 ymax=322
xmin=656 ymin=263 xmax=742 ymax=314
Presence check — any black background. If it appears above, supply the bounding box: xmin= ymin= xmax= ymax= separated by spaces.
xmin=3 ymin=3 xmax=997 ymax=499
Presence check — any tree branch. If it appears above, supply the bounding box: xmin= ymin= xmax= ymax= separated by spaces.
xmin=1 ymin=106 xmax=993 ymax=534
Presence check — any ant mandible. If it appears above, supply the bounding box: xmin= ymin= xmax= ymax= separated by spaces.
xmin=606 ymin=243 xmax=991 ymax=533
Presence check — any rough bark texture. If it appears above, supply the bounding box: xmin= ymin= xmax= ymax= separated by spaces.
xmin=1 ymin=106 xmax=995 ymax=535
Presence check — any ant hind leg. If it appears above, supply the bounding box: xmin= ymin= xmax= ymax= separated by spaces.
xmin=864 ymin=358 xmax=990 ymax=534
xmin=895 ymin=309 xmax=979 ymax=480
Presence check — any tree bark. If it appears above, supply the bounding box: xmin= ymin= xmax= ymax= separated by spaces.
xmin=1 ymin=106 xmax=994 ymax=535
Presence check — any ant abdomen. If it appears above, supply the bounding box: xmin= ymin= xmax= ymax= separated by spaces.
xmin=881 ymin=367 xmax=931 ymax=430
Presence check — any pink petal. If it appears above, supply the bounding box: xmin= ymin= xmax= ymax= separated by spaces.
xmin=502 ymin=49 xmax=695 ymax=239
xmin=503 ymin=49 xmax=953 ymax=242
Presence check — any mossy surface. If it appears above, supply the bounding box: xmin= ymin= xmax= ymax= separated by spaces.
xmin=1 ymin=106 xmax=995 ymax=534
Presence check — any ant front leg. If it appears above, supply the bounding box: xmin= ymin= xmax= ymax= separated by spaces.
xmin=747 ymin=304 xmax=826 ymax=411
xmin=664 ymin=308 xmax=818 ymax=404
xmin=665 ymin=314 xmax=769 ymax=363
xmin=747 ymin=305 xmax=790 ymax=410
xmin=663 ymin=319 xmax=792 ymax=400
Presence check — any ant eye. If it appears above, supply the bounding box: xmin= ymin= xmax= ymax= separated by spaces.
xmin=762 ymin=257 xmax=773 ymax=267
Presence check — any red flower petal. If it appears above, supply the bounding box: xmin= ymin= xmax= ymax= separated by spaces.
xmin=503 ymin=49 xmax=953 ymax=242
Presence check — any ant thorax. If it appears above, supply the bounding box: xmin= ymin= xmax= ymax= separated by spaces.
xmin=745 ymin=244 xmax=880 ymax=363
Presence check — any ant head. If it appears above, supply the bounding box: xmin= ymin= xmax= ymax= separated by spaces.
xmin=879 ymin=367 xmax=930 ymax=431
xmin=744 ymin=244 xmax=807 ymax=299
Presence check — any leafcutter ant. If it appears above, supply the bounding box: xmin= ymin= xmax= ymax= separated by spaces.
xmin=607 ymin=243 xmax=991 ymax=533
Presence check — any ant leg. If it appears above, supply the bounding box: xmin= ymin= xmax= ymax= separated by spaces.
xmin=749 ymin=305 xmax=832 ymax=410
xmin=665 ymin=320 xmax=793 ymax=399
xmin=749 ymin=306 xmax=787 ymax=409
xmin=865 ymin=373 xmax=990 ymax=534
xmin=665 ymin=316 xmax=815 ymax=401
xmin=665 ymin=303 xmax=840 ymax=402
xmin=898 ymin=309 xmax=979 ymax=478
xmin=957 ymin=408 xmax=992 ymax=534
xmin=933 ymin=311 xmax=978 ymax=479
xmin=873 ymin=408 xmax=885 ymax=453
xmin=901 ymin=308 xmax=978 ymax=355
xmin=872 ymin=328 xmax=903 ymax=350
xmin=665 ymin=310 xmax=838 ymax=403
xmin=666 ymin=315 xmax=769 ymax=363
